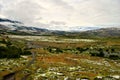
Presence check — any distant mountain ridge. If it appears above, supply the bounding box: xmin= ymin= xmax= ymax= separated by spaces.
xmin=0 ymin=24 xmax=49 ymax=35
xmin=0 ymin=18 xmax=50 ymax=35
xmin=79 ymin=27 xmax=120 ymax=38
xmin=0 ymin=18 xmax=22 ymax=24
xmin=0 ymin=18 xmax=120 ymax=38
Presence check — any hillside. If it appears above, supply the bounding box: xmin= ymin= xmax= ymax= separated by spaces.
xmin=0 ymin=18 xmax=50 ymax=35
xmin=0 ymin=18 xmax=120 ymax=38
xmin=78 ymin=27 xmax=120 ymax=38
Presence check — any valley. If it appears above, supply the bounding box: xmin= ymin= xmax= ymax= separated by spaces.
xmin=1 ymin=0 xmax=120 ymax=79
xmin=0 ymin=34 xmax=120 ymax=80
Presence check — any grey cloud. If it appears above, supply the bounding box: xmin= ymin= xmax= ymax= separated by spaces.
xmin=47 ymin=0 xmax=74 ymax=10
xmin=0 ymin=18 xmax=22 ymax=24
xmin=0 ymin=1 xmax=3 ymax=11
xmin=50 ymin=21 xmax=66 ymax=25
xmin=0 ymin=4 xmax=2 ymax=11
xmin=36 ymin=17 xmax=43 ymax=20
xmin=2 ymin=0 xmax=45 ymax=25
xmin=74 ymin=0 xmax=120 ymax=24
xmin=0 ymin=0 xmax=120 ymax=31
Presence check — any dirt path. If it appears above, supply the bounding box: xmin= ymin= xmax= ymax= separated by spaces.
xmin=21 ymin=52 xmax=36 ymax=80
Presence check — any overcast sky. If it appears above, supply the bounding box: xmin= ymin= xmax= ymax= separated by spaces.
xmin=0 ymin=0 xmax=120 ymax=31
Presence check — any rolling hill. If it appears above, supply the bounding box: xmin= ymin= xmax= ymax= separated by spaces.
xmin=0 ymin=18 xmax=120 ymax=38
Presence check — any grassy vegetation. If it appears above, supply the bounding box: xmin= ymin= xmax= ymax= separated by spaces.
xmin=0 ymin=35 xmax=120 ymax=80
xmin=0 ymin=36 xmax=32 ymax=59
xmin=26 ymin=49 xmax=120 ymax=80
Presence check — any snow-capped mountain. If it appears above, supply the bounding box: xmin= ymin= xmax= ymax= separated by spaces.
xmin=0 ymin=18 xmax=50 ymax=35
xmin=0 ymin=18 xmax=22 ymax=24
xmin=69 ymin=26 xmax=102 ymax=32
xmin=0 ymin=18 xmax=120 ymax=37
xmin=0 ymin=18 xmax=101 ymax=34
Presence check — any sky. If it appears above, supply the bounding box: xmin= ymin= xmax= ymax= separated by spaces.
xmin=0 ymin=0 xmax=120 ymax=31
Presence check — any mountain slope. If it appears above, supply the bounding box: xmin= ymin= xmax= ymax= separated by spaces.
xmin=0 ymin=18 xmax=22 ymax=24
xmin=0 ymin=24 xmax=50 ymax=35
xmin=64 ymin=27 xmax=119 ymax=39
xmin=80 ymin=28 xmax=120 ymax=37
xmin=0 ymin=18 xmax=50 ymax=35
xmin=0 ymin=18 xmax=120 ymax=38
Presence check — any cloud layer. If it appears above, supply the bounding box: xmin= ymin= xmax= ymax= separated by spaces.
xmin=0 ymin=0 xmax=120 ymax=31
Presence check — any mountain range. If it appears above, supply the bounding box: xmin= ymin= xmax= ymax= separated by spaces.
xmin=0 ymin=18 xmax=120 ymax=38
xmin=0 ymin=18 xmax=22 ymax=24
